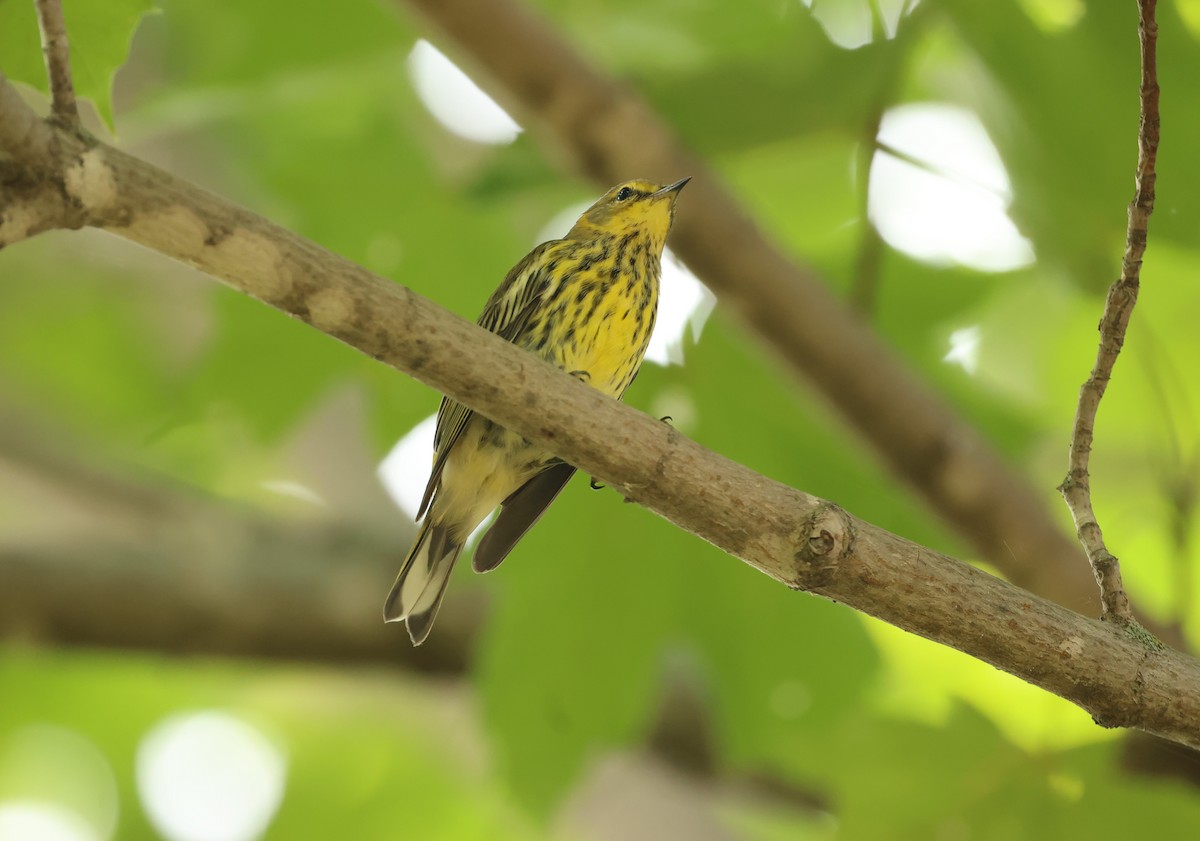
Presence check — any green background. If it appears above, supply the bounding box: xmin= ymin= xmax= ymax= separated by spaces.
xmin=2 ymin=0 xmax=1200 ymax=838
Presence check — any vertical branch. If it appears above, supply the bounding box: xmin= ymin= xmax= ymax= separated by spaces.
xmin=848 ymin=102 xmax=887 ymax=315
xmin=1059 ymin=0 xmax=1159 ymax=625
xmin=1167 ymin=469 xmax=1197 ymax=629
xmin=850 ymin=8 xmax=921 ymax=315
xmin=34 ymin=0 xmax=79 ymax=126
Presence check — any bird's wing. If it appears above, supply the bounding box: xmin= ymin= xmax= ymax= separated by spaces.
xmin=415 ymin=242 xmax=559 ymax=521
xmin=476 ymin=241 xmax=561 ymax=342
xmin=472 ymin=462 xmax=577 ymax=572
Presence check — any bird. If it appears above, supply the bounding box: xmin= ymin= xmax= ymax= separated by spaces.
xmin=384 ymin=177 xmax=690 ymax=645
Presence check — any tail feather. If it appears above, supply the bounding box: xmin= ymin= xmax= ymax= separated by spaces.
xmin=474 ymin=463 xmax=575 ymax=573
xmin=383 ymin=519 xmax=464 ymax=645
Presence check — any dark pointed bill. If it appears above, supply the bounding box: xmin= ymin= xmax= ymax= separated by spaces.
xmin=653 ymin=176 xmax=691 ymax=197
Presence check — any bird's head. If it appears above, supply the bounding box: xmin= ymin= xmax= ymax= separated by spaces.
xmin=567 ymin=177 xmax=690 ymax=246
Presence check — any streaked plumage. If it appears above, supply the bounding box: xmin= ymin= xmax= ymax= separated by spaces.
xmin=384 ymin=178 xmax=689 ymax=645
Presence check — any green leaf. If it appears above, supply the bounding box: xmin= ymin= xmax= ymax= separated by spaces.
xmin=0 ymin=0 xmax=157 ymax=128
xmin=0 ymin=234 xmax=177 ymax=442
xmin=0 ymin=649 xmax=548 ymax=841
xmin=474 ymin=488 xmax=680 ymax=814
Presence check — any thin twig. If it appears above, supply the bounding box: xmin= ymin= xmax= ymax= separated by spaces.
xmin=34 ymin=0 xmax=79 ymax=126
xmin=849 ymin=202 xmax=885 ymax=315
xmin=1060 ymin=0 xmax=1159 ymax=625
xmin=1167 ymin=468 xmax=1197 ymax=628
xmin=849 ymin=48 xmax=906 ymax=315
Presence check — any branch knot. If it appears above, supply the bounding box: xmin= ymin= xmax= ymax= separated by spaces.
xmin=791 ymin=501 xmax=854 ymax=590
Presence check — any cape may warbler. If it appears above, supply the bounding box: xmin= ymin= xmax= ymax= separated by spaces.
xmin=384 ymin=177 xmax=689 ymax=644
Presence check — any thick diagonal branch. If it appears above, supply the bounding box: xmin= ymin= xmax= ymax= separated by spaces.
xmin=399 ymin=0 xmax=1104 ymax=621
xmin=1 ymin=81 xmax=1198 ymax=750
xmin=1059 ymin=0 xmax=1159 ymax=625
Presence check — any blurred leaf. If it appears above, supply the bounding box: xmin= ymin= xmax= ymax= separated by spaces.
xmin=153 ymin=0 xmax=402 ymax=86
xmin=939 ymin=0 xmax=1200 ymax=281
xmin=718 ymin=130 xmax=862 ymax=286
xmin=863 ymin=616 xmax=1105 ymax=752
xmin=0 ymin=0 xmax=157 ymax=128
xmin=5 ymin=0 xmax=1200 ymax=836
xmin=0 ymin=650 xmax=546 ymax=841
xmin=0 ymin=235 xmax=179 ymax=443
xmin=474 ymin=489 xmax=680 ymax=814
xmin=182 ymin=286 xmax=365 ymax=440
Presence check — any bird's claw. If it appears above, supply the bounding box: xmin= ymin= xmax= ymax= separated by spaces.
xmin=590 ymin=420 xmax=671 ymax=496
xmin=591 ymin=477 xmax=635 ymax=504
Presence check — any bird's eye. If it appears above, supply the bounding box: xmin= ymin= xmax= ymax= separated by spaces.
xmin=615 ymin=186 xmax=635 ymax=202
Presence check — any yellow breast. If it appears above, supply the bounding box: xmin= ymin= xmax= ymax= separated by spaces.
xmin=515 ymin=233 xmax=662 ymax=398
xmin=560 ymin=280 xmax=657 ymax=397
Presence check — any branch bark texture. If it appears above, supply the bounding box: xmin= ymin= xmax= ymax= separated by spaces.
xmin=399 ymin=0 xmax=1103 ymax=620
xmin=1 ymin=78 xmax=1198 ymax=750
xmin=1059 ymin=0 xmax=1159 ymax=625
xmin=33 ymin=0 xmax=79 ymax=125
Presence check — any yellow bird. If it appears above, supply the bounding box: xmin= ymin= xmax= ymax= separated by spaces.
xmin=384 ymin=177 xmax=689 ymax=644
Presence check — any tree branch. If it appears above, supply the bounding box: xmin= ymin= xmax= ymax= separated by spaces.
xmin=33 ymin=0 xmax=79 ymax=126
xmin=2 ymin=76 xmax=1198 ymax=750
xmin=1059 ymin=0 xmax=1159 ymax=626
xmin=848 ymin=63 xmax=900 ymax=316
xmin=397 ymin=0 xmax=1112 ymax=625
xmin=0 ymin=411 xmax=473 ymax=674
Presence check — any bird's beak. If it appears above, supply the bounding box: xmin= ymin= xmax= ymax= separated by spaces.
xmin=653 ymin=177 xmax=691 ymax=199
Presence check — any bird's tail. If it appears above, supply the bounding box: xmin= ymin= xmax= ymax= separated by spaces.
xmin=383 ymin=517 xmax=464 ymax=645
